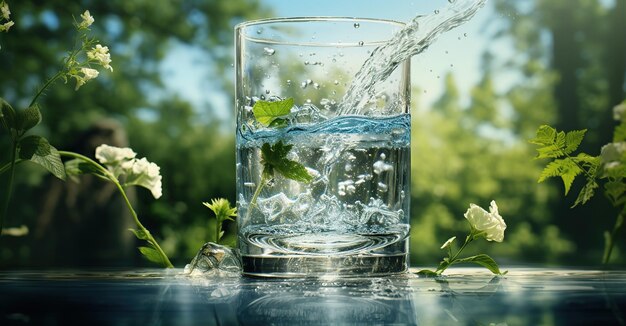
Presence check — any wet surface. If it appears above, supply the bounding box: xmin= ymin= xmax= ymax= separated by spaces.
xmin=1 ymin=268 xmax=625 ymax=325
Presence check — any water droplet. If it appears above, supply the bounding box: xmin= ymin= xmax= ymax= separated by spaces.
xmin=309 ymin=52 xmax=316 ymax=56
xmin=286 ymin=79 xmax=292 ymax=85
xmin=306 ymin=99 xmax=312 ymax=104
xmin=464 ymin=33 xmax=468 ymax=37
xmin=230 ymin=63 xmax=234 ymax=67
xmin=300 ymin=82 xmax=308 ymax=89
xmin=358 ymin=41 xmax=364 ymax=46
xmin=445 ymin=50 xmax=449 ymax=54
xmin=448 ymin=0 xmax=456 ymax=3
xmin=256 ymin=28 xmax=263 ymax=34
xmin=260 ymin=95 xmax=266 ymax=100
xmin=263 ymin=47 xmax=275 ymax=55
xmin=333 ymin=80 xmax=339 ymax=85
xmin=353 ymin=23 xmax=360 ymax=28
xmin=332 ymin=58 xmax=337 ymax=63
xmin=265 ymin=89 xmax=270 ymax=94
xmin=377 ymin=182 xmax=389 ymax=192
xmin=380 ymin=153 xmax=386 ymax=160
xmin=304 ymin=60 xmax=310 ymax=65
xmin=434 ymin=9 xmax=440 ymax=14
xmin=313 ymin=83 xmax=320 ymax=89
xmin=306 ymin=79 xmax=313 ymax=85
xmin=450 ymin=64 xmax=454 ymax=67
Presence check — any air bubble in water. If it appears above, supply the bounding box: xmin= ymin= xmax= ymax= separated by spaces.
xmin=334 ymin=80 xmax=339 ymax=85
xmin=301 ymin=82 xmax=308 ymax=89
xmin=263 ymin=47 xmax=275 ymax=55
xmin=313 ymin=83 xmax=320 ymax=89
xmin=306 ymin=79 xmax=313 ymax=85
xmin=434 ymin=9 xmax=440 ymax=14
xmin=286 ymin=79 xmax=292 ymax=85
xmin=464 ymin=33 xmax=468 ymax=37
xmin=358 ymin=41 xmax=364 ymax=46
xmin=353 ymin=23 xmax=360 ymax=28
xmin=304 ymin=60 xmax=310 ymax=65
xmin=377 ymin=183 xmax=388 ymax=192
xmin=256 ymin=28 xmax=263 ymax=34
xmin=265 ymin=89 xmax=270 ymax=94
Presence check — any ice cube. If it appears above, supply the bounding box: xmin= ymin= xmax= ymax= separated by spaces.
xmin=184 ymin=242 xmax=242 ymax=276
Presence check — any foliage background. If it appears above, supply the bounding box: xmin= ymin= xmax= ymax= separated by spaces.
xmin=0 ymin=0 xmax=624 ymax=268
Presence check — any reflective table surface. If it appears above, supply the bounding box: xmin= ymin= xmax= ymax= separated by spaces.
xmin=1 ymin=268 xmax=625 ymax=325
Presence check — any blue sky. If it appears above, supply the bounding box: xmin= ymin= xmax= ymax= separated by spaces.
xmin=161 ymin=1 xmax=509 ymax=119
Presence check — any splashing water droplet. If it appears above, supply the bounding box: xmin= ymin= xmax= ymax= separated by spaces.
xmin=263 ymin=47 xmax=275 ymax=55
xmin=354 ymin=23 xmax=360 ymax=28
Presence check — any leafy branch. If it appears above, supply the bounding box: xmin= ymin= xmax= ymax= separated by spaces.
xmin=530 ymin=100 xmax=626 ymax=264
xmin=203 ymin=198 xmax=237 ymax=245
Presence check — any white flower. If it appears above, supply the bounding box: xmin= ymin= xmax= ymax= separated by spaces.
xmin=1 ymin=1 xmax=10 ymax=20
xmin=96 ymin=144 xmax=137 ymax=164
xmin=613 ymin=102 xmax=626 ymax=122
xmin=79 ymin=10 xmax=94 ymax=29
xmin=440 ymin=236 xmax=456 ymax=249
xmin=0 ymin=20 xmax=13 ymax=32
xmin=94 ymin=145 xmax=163 ymax=199
xmin=464 ymin=200 xmax=506 ymax=242
xmin=600 ymin=142 xmax=626 ymax=172
xmin=87 ymin=44 xmax=113 ymax=71
xmin=74 ymin=67 xmax=99 ymax=90
xmin=125 ymin=157 xmax=163 ymax=199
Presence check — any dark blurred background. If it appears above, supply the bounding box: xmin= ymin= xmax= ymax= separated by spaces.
xmin=0 ymin=0 xmax=624 ymax=268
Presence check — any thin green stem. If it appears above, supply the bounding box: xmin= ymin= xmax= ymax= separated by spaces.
xmin=603 ymin=209 xmax=625 ymax=265
xmin=29 ymin=71 xmax=65 ymax=108
xmin=59 ymin=151 xmax=173 ymax=268
xmin=0 ymin=159 xmax=23 ymax=175
xmin=0 ymin=140 xmax=18 ymax=234
xmin=244 ymin=173 xmax=269 ymax=222
xmin=436 ymin=235 xmax=474 ymax=275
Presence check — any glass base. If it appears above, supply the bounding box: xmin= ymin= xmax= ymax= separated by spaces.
xmin=241 ymin=254 xmax=408 ymax=278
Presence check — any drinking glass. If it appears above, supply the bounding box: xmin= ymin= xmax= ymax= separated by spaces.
xmin=235 ymin=17 xmax=410 ymax=277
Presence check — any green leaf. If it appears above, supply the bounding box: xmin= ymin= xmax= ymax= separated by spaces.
xmin=572 ymin=179 xmax=598 ymax=207
xmin=455 ymin=254 xmax=504 ymax=275
xmin=537 ymin=157 xmax=582 ymax=195
xmin=18 ymin=135 xmax=66 ymax=180
xmin=0 ymin=97 xmax=17 ymax=131
xmin=529 ymin=125 xmax=557 ymax=146
xmin=129 ymin=228 xmax=150 ymax=241
xmin=261 ymin=141 xmax=313 ymax=183
xmin=16 ymin=104 xmax=42 ymax=133
xmin=138 ymin=246 xmax=169 ymax=267
xmin=252 ymin=98 xmax=294 ymax=127
xmin=416 ymin=269 xmax=439 ymax=277
xmin=563 ymin=129 xmax=586 ymax=155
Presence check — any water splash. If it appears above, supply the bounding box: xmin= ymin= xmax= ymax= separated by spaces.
xmin=338 ymin=0 xmax=488 ymax=115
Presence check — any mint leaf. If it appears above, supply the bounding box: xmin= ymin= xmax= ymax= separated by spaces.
xmin=16 ymin=104 xmax=42 ymax=133
xmin=18 ymin=135 xmax=66 ymax=180
xmin=261 ymin=141 xmax=313 ymax=183
xmin=253 ymin=98 xmax=294 ymax=127
xmin=455 ymin=254 xmax=504 ymax=275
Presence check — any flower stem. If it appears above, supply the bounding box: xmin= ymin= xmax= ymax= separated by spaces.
xmin=29 ymin=71 xmax=65 ymax=108
xmin=603 ymin=209 xmax=625 ymax=265
xmin=0 ymin=140 xmax=18 ymax=235
xmin=59 ymin=151 xmax=173 ymax=268
xmin=436 ymin=235 xmax=473 ymax=275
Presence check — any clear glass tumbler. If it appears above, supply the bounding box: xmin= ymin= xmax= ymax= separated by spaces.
xmin=235 ymin=17 xmax=410 ymax=277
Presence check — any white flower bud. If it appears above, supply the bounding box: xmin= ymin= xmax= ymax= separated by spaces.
xmin=464 ymin=200 xmax=506 ymax=242
xmin=79 ymin=10 xmax=94 ymax=29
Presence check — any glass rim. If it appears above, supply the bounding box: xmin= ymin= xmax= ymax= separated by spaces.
xmin=235 ymin=16 xmax=406 ymax=47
